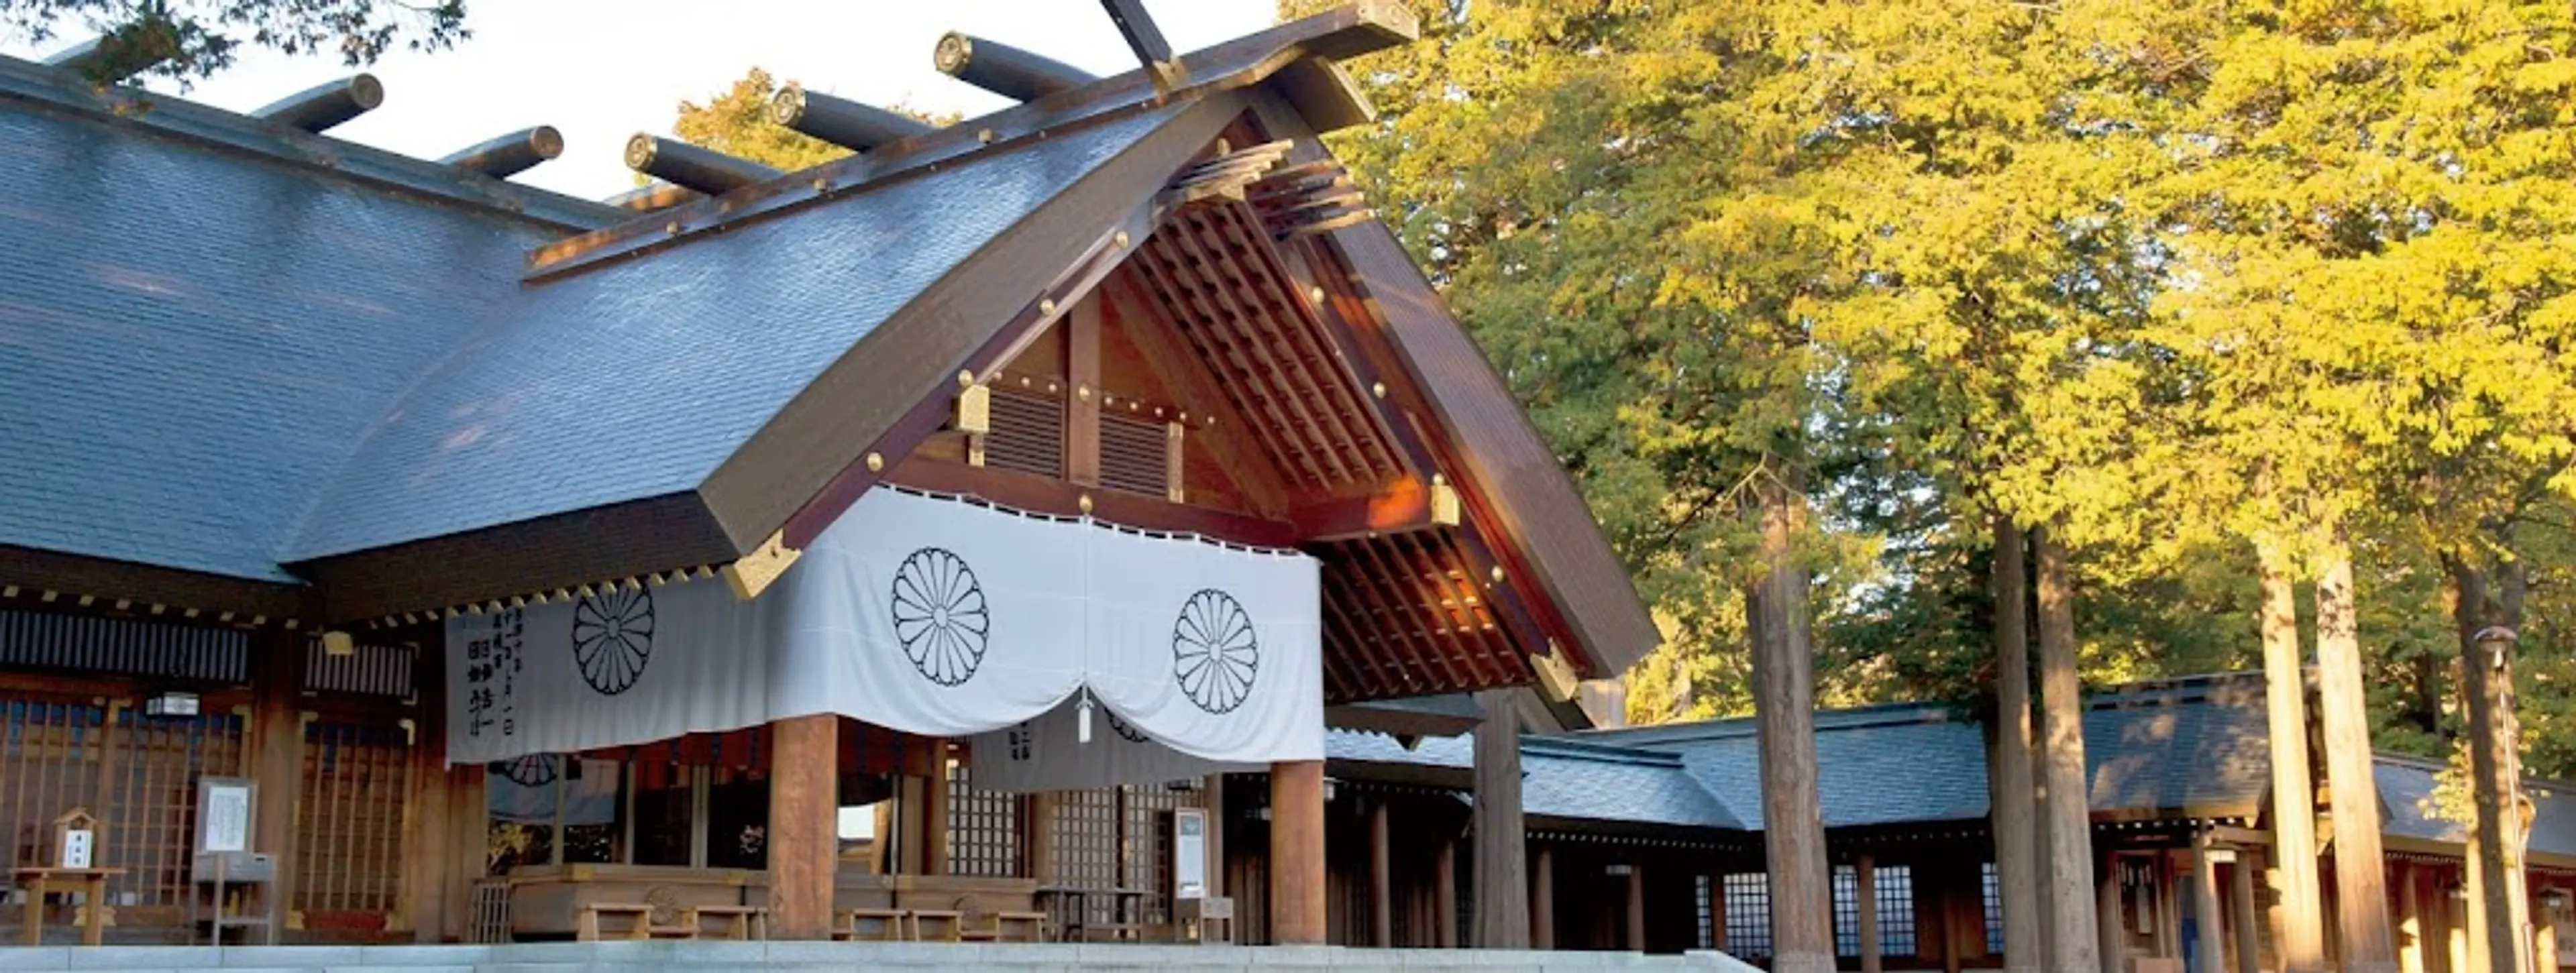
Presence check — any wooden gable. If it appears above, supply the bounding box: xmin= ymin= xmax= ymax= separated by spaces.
xmin=868 ymin=121 xmax=1571 ymax=704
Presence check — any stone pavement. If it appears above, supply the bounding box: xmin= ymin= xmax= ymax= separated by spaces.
xmin=0 ymin=941 xmax=1761 ymax=972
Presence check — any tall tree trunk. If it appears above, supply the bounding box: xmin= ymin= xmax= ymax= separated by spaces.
xmin=1752 ymin=475 xmax=1833 ymax=973
xmin=2314 ymin=535 xmax=2396 ymax=972
xmin=2031 ymin=526 xmax=2100 ymax=973
xmin=1990 ymin=518 xmax=2045 ymax=973
xmin=2258 ymin=538 xmax=2330 ymax=973
xmin=2450 ymin=551 xmax=2530 ymax=973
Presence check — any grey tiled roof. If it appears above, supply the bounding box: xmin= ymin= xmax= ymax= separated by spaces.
xmin=2376 ymin=756 xmax=2576 ymax=861
xmin=1332 ymin=674 xmax=2288 ymax=836
xmin=0 ymin=78 xmax=1191 ymax=578
xmin=0 ymin=104 xmax=557 ymax=581
xmin=2082 ymin=680 xmax=2271 ymax=817
xmin=1324 ymin=730 xmax=1743 ymax=830
xmin=284 ymin=105 xmax=1186 ymax=561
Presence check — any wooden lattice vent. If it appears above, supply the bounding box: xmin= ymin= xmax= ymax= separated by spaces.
xmin=1161 ymin=139 xmax=1293 ymax=207
xmin=1246 ymin=160 xmax=1371 ymax=239
xmin=981 ymin=383 xmax=1066 ymax=479
xmin=1099 ymin=412 xmax=1176 ymax=500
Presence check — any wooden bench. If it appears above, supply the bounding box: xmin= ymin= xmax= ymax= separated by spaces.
xmin=693 ymin=904 xmax=767 ymax=940
xmin=833 ymin=907 xmax=909 ymax=941
xmin=908 ymin=908 xmax=965 ymax=941
xmin=576 ymin=902 xmax=700 ymax=941
xmin=950 ymin=894 xmax=1048 ymax=943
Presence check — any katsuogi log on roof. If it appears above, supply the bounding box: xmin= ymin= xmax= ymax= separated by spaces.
xmin=934 ymin=31 xmax=1097 ymax=103
xmin=250 ymin=74 xmax=384 ymax=133
xmin=771 ymin=85 xmax=936 ymax=154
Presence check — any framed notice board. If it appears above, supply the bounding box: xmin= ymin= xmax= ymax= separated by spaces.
xmin=196 ymin=777 xmax=256 ymax=854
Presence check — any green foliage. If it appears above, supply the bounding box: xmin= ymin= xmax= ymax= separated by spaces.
xmin=673 ymin=68 xmax=850 ymax=175
xmin=1302 ymin=0 xmax=2576 ymax=764
xmin=1 ymin=0 xmax=467 ymax=84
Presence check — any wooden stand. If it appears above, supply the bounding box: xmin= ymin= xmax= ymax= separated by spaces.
xmin=14 ymin=867 xmax=125 ymax=946
xmin=187 ymin=852 xmax=277 ymax=945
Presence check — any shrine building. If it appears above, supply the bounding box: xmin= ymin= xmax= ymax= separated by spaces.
xmin=0 ymin=1 xmax=1671 ymax=954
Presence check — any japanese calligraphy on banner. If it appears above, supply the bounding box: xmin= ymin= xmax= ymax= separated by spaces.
xmin=967 ymin=693 xmax=1260 ymax=793
xmin=443 ymin=488 xmax=1324 ymax=779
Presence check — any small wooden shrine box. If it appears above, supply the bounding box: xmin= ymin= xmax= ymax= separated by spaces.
xmin=48 ymin=808 xmax=97 ymax=870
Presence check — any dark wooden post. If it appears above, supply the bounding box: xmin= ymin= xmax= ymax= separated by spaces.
xmin=400 ymin=641 xmax=453 ymax=942
xmin=2233 ymin=851 xmax=2263 ymax=973
xmin=2192 ymin=832 xmax=2226 ymax=973
xmin=1627 ymin=862 xmax=1648 ymax=951
xmin=1435 ymin=838 xmax=1458 ymax=948
xmin=1269 ymin=760 xmax=1327 ymax=944
xmin=1203 ymin=775 xmax=1226 ymax=897
xmin=250 ymin=629 xmax=306 ymax=931
xmin=1370 ymin=797 xmax=1393 ymax=946
xmin=441 ymin=762 xmax=486 ymax=941
xmin=1066 ymin=296 xmax=1102 ymax=485
xmin=1991 ymin=519 xmax=2045 ymax=973
xmin=1752 ymin=478 xmax=1834 ymax=973
xmin=2317 ymin=547 xmax=2398 ymax=972
xmin=1026 ymin=792 xmax=1057 ymax=882
xmin=1709 ymin=860 xmax=1727 ymax=952
xmin=2259 ymin=543 xmax=2332 ymax=972
xmin=1859 ymin=853 xmax=1883 ymax=973
xmin=2033 ymin=528 xmax=2100 ymax=973
xmin=1533 ymin=843 xmax=1556 ymax=950
xmin=2098 ymin=851 xmax=2125 ymax=972
xmin=922 ymin=740 xmax=949 ymax=876
xmin=1472 ymin=689 xmax=1530 ymax=948
xmin=768 ymin=713 xmax=837 ymax=939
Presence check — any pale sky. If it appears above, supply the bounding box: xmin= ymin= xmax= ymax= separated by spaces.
xmin=1 ymin=1 xmax=1276 ymax=198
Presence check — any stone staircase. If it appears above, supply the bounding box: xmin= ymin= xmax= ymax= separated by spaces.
xmin=0 ymin=942 xmax=1758 ymax=972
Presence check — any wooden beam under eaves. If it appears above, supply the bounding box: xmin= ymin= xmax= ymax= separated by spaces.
xmin=1291 ymin=474 xmax=1458 ymax=542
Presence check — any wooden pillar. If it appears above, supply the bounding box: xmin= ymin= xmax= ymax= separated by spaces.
xmin=1992 ymin=519 xmax=2046 ymax=973
xmin=922 ymin=740 xmax=949 ymax=877
xmin=249 ymin=629 xmax=306 ymax=930
xmin=1627 ymin=862 xmax=1648 ymax=952
xmin=2534 ymin=886 xmax=2559 ymax=973
xmin=1533 ymin=843 xmax=1556 ymax=950
xmin=2099 ymin=852 xmax=2126 ymax=973
xmin=1941 ymin=868 xmax=1966 ymax=973
xmin=767 ymin=713 xmax=837 ymax=940
xmin=1859 ymin=853 xmax=1884 ymax=973
xmin=1472 ymin=689 xmax=1530 ymax=948
xmin=1370 ymin=797 xmax=1393 ymax=946
xmin=1269 ymin=760 xmax=1327 ymax=945
xmin=2233 ymin=851 xmax=2264 ymax=973
xmin=440 ymin=762 xmax=486 ymax=941
xmin=2394 ymin=862 xmax=2426 ymax=973
xmin=1026 ymin=791 xmax=1057 ymax=882
xmin=1435 ymin=838 xmax=1458 ymax=948
xmin=1066 ymin=295 xmax=1102 ymax=485
xmin=399 ymin=645 xmax=453 ymax=943
xmin=1203 ymin=775 xmax=1226 ymax=897
xmin=2035 ymin=528 xmax=2101 ymax=973
xmin=1710 ymin=861 xmax=1728 ymax=952
xmin=2193 ymin=833 xmax=2226 ymax=973
xmin=2318 ymin=548 xmax=2399 ymax=973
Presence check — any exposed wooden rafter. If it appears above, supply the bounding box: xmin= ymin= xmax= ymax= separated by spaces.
xmin=1248 ymin=159 xmax=1373 ymax=239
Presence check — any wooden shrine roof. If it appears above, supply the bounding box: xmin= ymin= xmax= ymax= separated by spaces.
xmin=0 ymin=2 xmax=1656 ymax=696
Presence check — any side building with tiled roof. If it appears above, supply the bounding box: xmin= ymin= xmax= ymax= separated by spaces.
xmin=1325 ymin=673 xmax=2576 ymax=970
